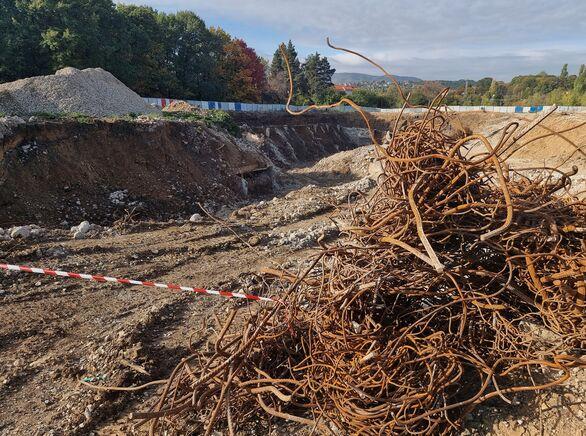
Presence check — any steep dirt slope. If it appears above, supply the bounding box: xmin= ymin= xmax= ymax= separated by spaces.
xmin=0 ymin=113 xmax=372 ymax=227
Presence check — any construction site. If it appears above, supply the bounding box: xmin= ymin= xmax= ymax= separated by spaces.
xmin=0 ymin=49 xmax=585 ymax=436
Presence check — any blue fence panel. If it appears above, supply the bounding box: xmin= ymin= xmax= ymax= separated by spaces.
xmin=143 ymin=98 xmax=585 ymax=113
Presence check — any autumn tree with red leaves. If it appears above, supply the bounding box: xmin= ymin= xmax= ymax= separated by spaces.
xmin=216 ymin=35 xmax=267 ymax=102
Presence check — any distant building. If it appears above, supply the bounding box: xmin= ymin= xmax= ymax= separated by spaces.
xmin=334 ymin=84 xmax=357 ymax=94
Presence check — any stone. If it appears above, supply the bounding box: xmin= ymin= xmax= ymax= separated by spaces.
xmin=189 ymin=213 xmax=204 ymax=223
xmin=77 ymin=221 xmax=91 ymax=235
xmin=10 ymin=226 xmax=31 ymax=239
xmin=248 ymin=235 xmax=261 ymax=246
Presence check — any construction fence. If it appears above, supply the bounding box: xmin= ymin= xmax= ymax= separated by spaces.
xmin=143 ymin=97 xmax=586 ymax=114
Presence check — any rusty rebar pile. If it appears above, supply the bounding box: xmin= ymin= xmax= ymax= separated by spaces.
xmin=131 ymin=47 xmax=585 ymax=435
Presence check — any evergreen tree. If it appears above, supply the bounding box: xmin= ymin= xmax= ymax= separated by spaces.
xmin=559 ymin=63 xmax=569 ymax=88
xmin=573 ymin=64 xmax=586 ymax=94
xmin=302 ymin=52 xmax=335 ymax=103
xmin=268 ymin=40 xmax=306 ymax=101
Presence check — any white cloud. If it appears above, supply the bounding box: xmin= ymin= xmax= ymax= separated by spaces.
xmin=117 ymin=0 xmax=586 ymax=79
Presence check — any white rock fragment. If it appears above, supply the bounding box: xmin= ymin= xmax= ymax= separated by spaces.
xmin=71 ymin=221 xmax=91 ymax=239
xmin=30 ymin=228 xmax=43 ymax=237
xmin=109 ymin=190 xmax=128 ymax=205
xmin=77 ymin=221 xmax=91 ymax=234
xmin=10 ymin=226 xmax=31 ymax=239
xmin=189 ymin=213 xmax=204 ymax=223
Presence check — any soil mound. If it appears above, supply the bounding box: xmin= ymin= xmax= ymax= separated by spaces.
xmin=162 ymin=100 xmax=202 ymax=113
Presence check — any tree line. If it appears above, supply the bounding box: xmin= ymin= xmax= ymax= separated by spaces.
xmin=3 ymin=1 xmax=584 ymax=108
xmin=349 ymin=64 xmax=586 ymax=108
xmin=0 ymin=0 xmax=338 ymax=104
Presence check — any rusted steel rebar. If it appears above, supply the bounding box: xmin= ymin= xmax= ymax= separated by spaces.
xmin=84 ymin=41 xmax=585 ymax=435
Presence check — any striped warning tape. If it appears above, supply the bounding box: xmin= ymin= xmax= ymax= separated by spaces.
xmin=0 ymin=263 xmax=275 ymax=302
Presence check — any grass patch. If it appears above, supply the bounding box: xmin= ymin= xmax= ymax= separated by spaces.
xmin=163 ymin=109 xmax=240 ymax=136
xmin=29 ymin=112 xmax=96 ymax=123
xmin=31 ymin=111 xmax=63 ymax=120
xmin=68 ymin=112 xmax=94 ymax=123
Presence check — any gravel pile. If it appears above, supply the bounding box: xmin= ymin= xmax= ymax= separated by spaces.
xmin=0 ymin=67 xmax=160 ymax=117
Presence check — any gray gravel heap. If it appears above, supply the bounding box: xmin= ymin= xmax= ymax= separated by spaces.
xmin=0 ymin=67 xmax=160 ymax=117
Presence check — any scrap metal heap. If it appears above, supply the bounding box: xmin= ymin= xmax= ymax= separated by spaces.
xmin=132 ymin=46 xmax=585 ymax=435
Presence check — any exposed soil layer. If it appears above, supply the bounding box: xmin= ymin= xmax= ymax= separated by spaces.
xmin=0 ymin=113 xmax=372 ymax=227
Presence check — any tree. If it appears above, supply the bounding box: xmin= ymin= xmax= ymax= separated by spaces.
xmin=573 ymin=64 xmax=586 ymax=94
xmin=559 ymin=63 xmax=569 ymax=89
xmin=350 ymin=88 xmax=396 ymax=108
xmin=475 ymin=77 xmax=494 ymax=95
xmin=0 ymin=1 xmax=51 ymax=82
xmin=217 ymin=38 xmax=267 ymax=102
xmin=114 ymin=5 xmax=171 ymax=95
xmin=483 ymin=79 xmax=506 ymax=105
xmin=159 ymin=11 xmax=225 ymax=99
xmin=35 ymin=0 xmax=119 ymax=72
xmin=269 ymin=40 xmax=305 ymax=102
xmin=302 ymin=52 xmax=335 ymax=103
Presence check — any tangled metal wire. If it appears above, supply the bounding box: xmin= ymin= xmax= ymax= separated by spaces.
xmin=109 ymin=42 xmax=586 ymax=435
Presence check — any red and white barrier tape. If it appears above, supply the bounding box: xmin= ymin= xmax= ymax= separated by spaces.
xmin=0 ymin=263 xmax=275 ymax=302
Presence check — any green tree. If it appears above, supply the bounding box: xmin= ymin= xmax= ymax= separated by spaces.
xmin=483 ymin=79 xmax=506 ymax=105
xmin=114 ymin=5 xmax=171 ymax=95
xmin=159 ymin=11 xmax=225 ymax=99
xmin=573 ymin=64 xmax=586 ymax=94
xmin=302 ymin=52 xmax=335 ymax=103
xmin=269 ymin=40 xmax=306 ymax=103
xmin=559 ymin=63 xmax=569 ymax=89
xmin=35 ymin=0 xmax=119 ymax=71
xmin=0 ymin=1 xmax=51 ymax=82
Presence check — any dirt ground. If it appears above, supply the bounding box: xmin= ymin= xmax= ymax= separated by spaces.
xmin=0 ymin=111 xmax=584 ymax=435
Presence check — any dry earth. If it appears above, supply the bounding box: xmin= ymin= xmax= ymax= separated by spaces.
xmin=0 ymin=111 xmax=584 ymax=435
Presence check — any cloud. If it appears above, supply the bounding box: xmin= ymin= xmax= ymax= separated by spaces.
xmin=117 ymin=0 xmax=586 ymax=79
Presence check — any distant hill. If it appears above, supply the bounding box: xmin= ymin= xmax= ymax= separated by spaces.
xmin=332 ymin=72 xmax=422 ymax=84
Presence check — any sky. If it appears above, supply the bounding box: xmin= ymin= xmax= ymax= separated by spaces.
xmin=117 ymin=0 xmax=586 ymax=81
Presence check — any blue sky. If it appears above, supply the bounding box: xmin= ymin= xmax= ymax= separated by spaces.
xmin=117 ymin=0 xmax=586 ymax=81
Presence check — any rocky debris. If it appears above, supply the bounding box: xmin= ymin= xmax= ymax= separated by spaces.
xmin=71 ymin=221 xmax=102 ymax=240
xmin=268 ymin=222 xmax=338 ymax=250
xmin=189 ymin=213 xmax=204 ymax=223
xmin=9 ymin=226 xmax=31 ymax=239
xmin=0 ymin=224 xmax=46 ymax=241
xmin=0 ymin=67 xmax=160 ymax=117
xmin=162 ymin=100 xmax=203 ymax=114
xmin=45 ymin=246 xmax=69 ymax=258
xmin=109 ymin=190 xmax=128 ymax=205
xmin=232 ymin=176 xmax=377 ymax=228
